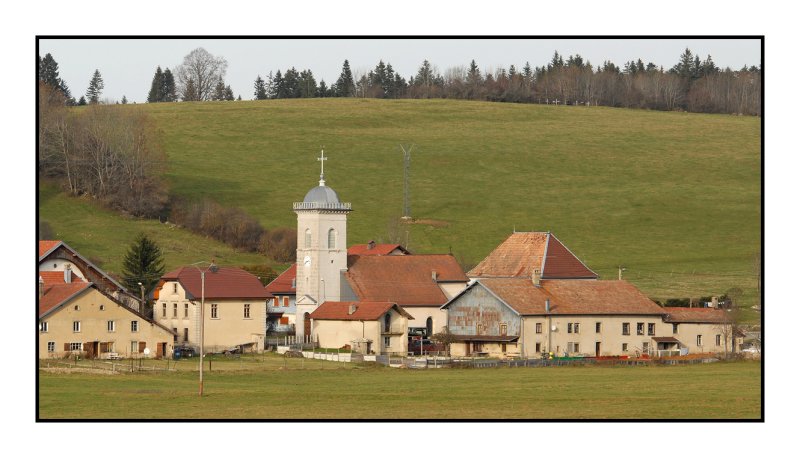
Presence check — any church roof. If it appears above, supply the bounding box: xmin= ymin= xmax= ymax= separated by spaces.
xmin=303 ymin=185 xmax=341 ymax=204
xmin=468 ymin=232 xmax=598 ymax=279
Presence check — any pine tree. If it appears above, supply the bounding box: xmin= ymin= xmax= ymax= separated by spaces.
xmin=162 ymin=68 xmax=177 ymax=102
xmin=270 ymin=70 xmax=283 ymax=99
xmin=182 ymin=77 xmax=198 ymax=101
xmin=121 ymin=233 xmax=166 ymax=316
xmin=298 ymin=69 xmax=317 ymax=98
xmin=671 ymin=48 xmax=695 ymax=78
xmin=254 ymin=75 xmax=267 ymax=100
xmin=467 ymin=59 xmax=482 ymax=86
xmin=317 ymin=79 xmax=328 ymax=97
xmin=224 ymin=85 xmax=235 ymax=101
xmin=335 ymin=60 xmax=355 ymax=97
xmin=212 ymin=79 xmax=226 ymax=101
xmin=121 ymin=95 xmax=128 ymax=104
xmin=282 ymin=67 xmax=300 ymax=98
xmin=86 ymin=69 xmax=104 ymax=104
xmin=237 ymin=94 xmax=242 ymax=101
xmin=39 ymin=53 xmax=74 ymax=104
xmin=147 ymin=66 xmax=164 ymax=103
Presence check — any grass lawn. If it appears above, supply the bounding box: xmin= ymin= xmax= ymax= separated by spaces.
xmin=38 ymin=355 xmax=761 ymax=420
xmin=39 ymin=99 xmax=761 ymax=312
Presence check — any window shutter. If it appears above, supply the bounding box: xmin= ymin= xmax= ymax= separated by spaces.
xmin=64 ymin=343 xmax=70 ymax=351
xmin=139 ymin=342 xmax=146 ymax=352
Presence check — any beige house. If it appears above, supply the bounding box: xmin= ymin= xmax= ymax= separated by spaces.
xmin=154 ymin=266 xmax=272 ymax=353
xmin=443 ymin=277 xmax=732 ymax=358
xmin=309 ymin=301 xmax=413 ymax=355
xmin=39 ymin=279 xmax=175 ymax=359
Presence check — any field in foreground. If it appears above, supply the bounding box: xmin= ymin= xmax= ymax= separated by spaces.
xmin=38 ymin=356 xmax=760 ymax=419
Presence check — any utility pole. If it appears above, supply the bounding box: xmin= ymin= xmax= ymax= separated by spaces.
xmin=400 ymin=144 xmax=414 ymax=220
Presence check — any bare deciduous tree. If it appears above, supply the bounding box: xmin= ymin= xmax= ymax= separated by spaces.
xmin=175 ymin=48 xmax=228 ymax=101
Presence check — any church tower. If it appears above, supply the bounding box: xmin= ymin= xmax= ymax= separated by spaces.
xmin=293 ymin=150 xmax=351 ymax=340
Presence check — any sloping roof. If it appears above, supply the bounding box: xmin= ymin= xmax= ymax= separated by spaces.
xmin=265 ymin=264 xmax=296 ymax=294
xmin=161 ymin=266 xmax=273 ymax=300
xmin=39 ymin=271 xmax=86 ymax=286
xmin=461 ymin=278 xmax=665 ymax=316
xmin=309 ymin=301 xmax=413 ymax=321
xmin=39 ymin=282 xmax=92 ymax=317
xmin=345 ymin=254 xmax=468 ymax=306
xmin=39 ymin=240 xmax=60 ymax=258
xmin=662 ymin=307 xmax=729 ymax=323
xmin=468 ymin=232 xmax=598 ymax=279
xmin=348 ymin=243 xmax=409 ymax=256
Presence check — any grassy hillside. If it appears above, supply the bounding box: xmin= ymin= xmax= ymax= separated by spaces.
xmin=38 ymin=99 xmax=761 ymax=309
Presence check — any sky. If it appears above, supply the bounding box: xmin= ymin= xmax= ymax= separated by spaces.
xmin=38 ymin=38 xmax=761 ymax=103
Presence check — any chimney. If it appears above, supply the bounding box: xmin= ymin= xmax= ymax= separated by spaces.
xmin=532 ymin=268 xmax=541 ymax=287
xmin=39 ymin=276 xmax=44 ymax=299
xmin=711 ymin=296 xmax=719 ymax=309
xmin=545 ymin=298 xmax=551 ymax=313
xmin=64 ymin=265 xmax=72 ymax=283
xmin=431 ymin=270 xmax=438 ymax=281
xmin=348 ymin=303 xmax=358 ymax=315
xmin=368 ymin=240 xmax=376 ymax=250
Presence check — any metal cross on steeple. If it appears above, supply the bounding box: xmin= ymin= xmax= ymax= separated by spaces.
xmin=318 ymin=148 xmax=327 ymax=186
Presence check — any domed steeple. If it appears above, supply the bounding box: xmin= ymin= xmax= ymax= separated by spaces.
xmin=294 ymin=149 xmax=351 ymax=211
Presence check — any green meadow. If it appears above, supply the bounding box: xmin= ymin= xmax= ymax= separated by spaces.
xmin=38 ymin=356 xmax=761 ymax=419
xmin=38 ymin=99 xmax=761 ymax=309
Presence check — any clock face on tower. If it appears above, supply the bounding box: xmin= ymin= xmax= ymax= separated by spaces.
xmin=303 ymin=255 xmax=312 ymax=267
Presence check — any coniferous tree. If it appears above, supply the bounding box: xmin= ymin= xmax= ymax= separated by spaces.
xmin=282 ymin=67 xmax=300 ymax=98
xmin=212 ymin=79 xmax=226 ymax=101
xmin=86 ymin=69 xmax=104 ymax=104
xmin=269 ymin=70 xmax=283 ymax=99
xmin=237 ymin=94 xmax=242 ymax=101
xmin=224 ymin=85 xmax=235 ymax=101
xmin=121 ymin=233 xmax=166 ymax=316
xmin=335 ymin=60 xmax=355 ymax=97
xmin=77 ymin=96 xmax=87 ymax=106
xmin=182 ymin=77 xmax=198 ymax=101
xmin=121 ymin=95 xmax=128 ymax=104
xmin=298 ymin=69 xmax=317 ymax=98
xmin=317 ymin=79 xmax=328 ymax=97
xmin=147 ymin=67 xmax=164 ymax=102
xmin=39 ymin=53 xmax=74 ymax=104
xmin=254 ymin=75 xmax=268 ymax=100
xmin=162 ymin=68 xmax=177 ymax=102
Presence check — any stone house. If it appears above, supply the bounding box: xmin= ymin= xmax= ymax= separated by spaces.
xmin=309 ymin=301 xmax=413 ymax=355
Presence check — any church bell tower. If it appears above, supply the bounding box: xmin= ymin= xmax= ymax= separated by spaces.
xmin=293 ymin=150 xmax=351 ymax=339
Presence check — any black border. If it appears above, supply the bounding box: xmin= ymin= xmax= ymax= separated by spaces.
xmin=36 ymin=35 xmax=765 ymax=423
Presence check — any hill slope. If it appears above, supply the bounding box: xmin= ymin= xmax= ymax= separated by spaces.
xmin=39 ymin=98 xmax=761 ymax=308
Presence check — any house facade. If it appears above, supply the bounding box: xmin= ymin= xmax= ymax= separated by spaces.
xmin=39 ymin=280 xmax=175 ymax=359
xmin=265 ymin=264 xmax=297 ymax=333
xmin=309 ymin=301 xmax=413 ymax=355
xmin=154 ymin=266 xmax=272 ymax=353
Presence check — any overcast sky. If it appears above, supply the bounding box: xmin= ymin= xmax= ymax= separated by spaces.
xmin=38 ymin=38 xmax=761 ymax=103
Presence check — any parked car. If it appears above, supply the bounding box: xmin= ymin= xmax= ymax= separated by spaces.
xmin=409 ymin=339 xmax=443 ymax=355
xmin=173 ymin=346 xmax=196 ymax=359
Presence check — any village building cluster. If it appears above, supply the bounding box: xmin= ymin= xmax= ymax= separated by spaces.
xmin=38 ymin=154 xmax=741 ymax=361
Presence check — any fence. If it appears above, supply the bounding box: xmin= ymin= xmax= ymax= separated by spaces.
xmin=366 ymin=355 xmax=721 ymax=369
xmin=39 ymin=357 xmax=177 ymax=373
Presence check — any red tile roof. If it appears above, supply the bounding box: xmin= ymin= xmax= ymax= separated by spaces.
xmin=466 ymin=278 xmax=664 ymax=316
xmin=39 ymin=240 xmax=61 ymax=258
xmin=39 ymin=282 xmax=92 ymax=317
xmin=265 ymin=264 xmax=296 ymax=294
xmin=309 ymin=301 xmax=413 ymax=321
xmin=345 ymin=254 xmax=468 ymax=306
xmin=348 ymin=243 xmax=409 ymax=256
xmin=468 ymin=232 xmax=597 ymax=279
xmin=161 ymin=266 xmax=273 ymax=300
xmin=39 ymin=271 xmax=86 ymax=286
xmin=662 ymin=307 xmax=730 ymax=323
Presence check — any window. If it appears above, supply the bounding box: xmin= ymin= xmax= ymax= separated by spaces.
xmin=384 ymin=313 xmax=391 ymax=333
xmin=99 ymin=304 xmax=105 ymax=311
xmin=211 ymin=304 xmax=218 ymax=319
xmin=672 ymin=323 xmax=679 ymax=334
xmin=500 ymin=323 xmax=508 ymax=336
xmin=74 ymin=305 xmax=80 ymax=311
xmin=648 ymin=323 xmax=655 ymax=336
xmin=184 ymin=303 xmax=189 ymax=318
xmin=283 ymin=297 xmax=289 ymax=307
xmin=107 ymin=320 xmax=115 ymax=332
xmin=568 ymin=342 xmax=580 ymax=353
xmin=476 ymin=323 xmax=485 ymax=335
xmin=173 ymin=283 xmax=178 ymax=294
xmin=184 ymin=328 xmax=189 ymax=342
xmin=172 ymin=328 xmax=178 ymax=342
xmin=244 ymin=303 xmax=251 ymax=319
xmin=716 ymin=335 xmax=721 ymax=346
xmin=304 ymin=229 xmax=311 ymax=248
xmin=47 ymin=342 xmax=55 ymax=352
xmin=162 ymin=303 xmax=167 ymax=318
xmin=73 ymin=321 xmax=81 ymax=333
xmin=642 ymin=342 xmax=649 ymax=353
xmin=567 ymin=323 xmax=573 ymax=333
xmin=70 ymin=342 xmax=82 ymax=351
xmin=291 ymin=278 xmax=296 ymax=288
xmin=173 ymin=303 xmax=178 ymax=318
xmin=596 ymin=322 xmax=601 ymax=333
xmin=131 ymin=321 xmax=139 ymax=332
xmin=622 ymin=343 xmax=628 ymax=352
xmin=697 ymin=335 xmax=703 ymax=346
xmin=328 ymin=228 xmax=336 ymax=249
xmin=574 ymin=323 xmax=580 ymax=334
xmin=535 ymin=342 xmax=541 ymax=353
xmin=279 ymin=317 xmax=289 ymax=325
xmin=273 ymin=297 xmax=279 ymax=306
xmin=636 ymin=322 xmax=644 ymax=335
xmin=535 ymin=323 xmax=542 ymax=334
xmin=384 ymin=336 xmax=391 ymax=347
xmin=40 ymin=321 xmax=49 ymax=332
xmin=131 ymin=341 xmax=139 ymax=353
xmin=622 ymin=323 xmax=630 ymax=335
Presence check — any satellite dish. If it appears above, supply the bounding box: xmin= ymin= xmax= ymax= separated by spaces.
xmin=551 ymin=325 xmax=557 ymax=331
xmin=143 ymin=348 xmax=151 ymax=356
